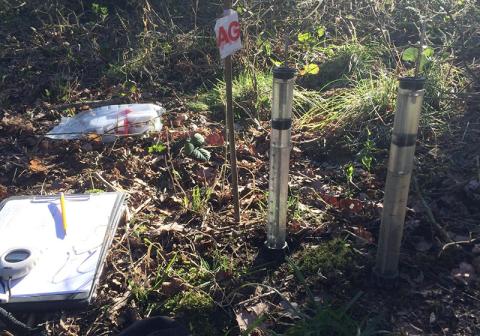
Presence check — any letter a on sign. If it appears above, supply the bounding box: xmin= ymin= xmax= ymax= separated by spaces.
xmin=214 ymin=10 xmax=242 ymax=59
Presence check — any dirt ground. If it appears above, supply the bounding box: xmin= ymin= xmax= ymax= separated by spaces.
xmin=1 ymin=84 xmax=479 ymax=335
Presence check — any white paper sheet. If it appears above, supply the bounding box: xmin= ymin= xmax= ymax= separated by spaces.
xmin=0 ymin=193 xmax=120 ymax=298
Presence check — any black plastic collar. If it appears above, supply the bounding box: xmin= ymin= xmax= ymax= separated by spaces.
xmin=273 ymin=67 xmax=296 ymax=80
xmin=399 ymin=77 xmax=425 ymax=91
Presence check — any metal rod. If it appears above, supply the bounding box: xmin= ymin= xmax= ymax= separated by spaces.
xmin=375 ymin=77 xmax=425 ymax=279
xmin=223 ymin=0 xmax=240 ymax=224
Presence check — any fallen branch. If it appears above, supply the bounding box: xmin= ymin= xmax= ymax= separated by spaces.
xmin=439 ymin=237 xmax=479 ymax=256
xmin=94 ymin=172 xmax=127 ymax=193
xmin=412 ymin=176 xmax=453 ymax=243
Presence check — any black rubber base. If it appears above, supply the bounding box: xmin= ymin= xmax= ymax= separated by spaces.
xmin=261 ymin=242 xmax=288 ymax=263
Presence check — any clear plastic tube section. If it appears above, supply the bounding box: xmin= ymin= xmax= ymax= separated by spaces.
xmin=266 ymin=67 xmax=296 ymax=250
xmin=375 ymin=77 xmax=425 ymax=278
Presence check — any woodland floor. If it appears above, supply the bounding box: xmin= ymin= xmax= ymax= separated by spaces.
xmin=1 ymin=1 xmax=480 ymax=335
xmin=1 ymin=82 xmax=479 ymax=335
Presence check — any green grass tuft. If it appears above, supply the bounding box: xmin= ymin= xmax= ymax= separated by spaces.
xmin=298 ymin=72 xmax=397 ymax=131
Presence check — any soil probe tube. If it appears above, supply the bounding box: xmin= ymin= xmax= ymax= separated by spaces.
xmin=375 ymin=77 xmax=425 ymax=279
xmin=266 ymin=67 xmax=296 ymax=250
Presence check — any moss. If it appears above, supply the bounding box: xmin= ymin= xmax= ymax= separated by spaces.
xmin=294 ymin=238 xmax=353 ymax=276
xmin=164 ymin=290 xmax=214 ymax=314
xmin=186 ymin=101 xmax=210 ymax=112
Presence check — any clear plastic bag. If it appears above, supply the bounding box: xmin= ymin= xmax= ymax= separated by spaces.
xmin=46 ymin=103 xmax=165 ymax=141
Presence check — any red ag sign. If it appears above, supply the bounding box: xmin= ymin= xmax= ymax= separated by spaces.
xmin=214 ymin=10 xmax=242 ymax=59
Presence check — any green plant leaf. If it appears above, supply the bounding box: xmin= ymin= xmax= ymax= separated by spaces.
xmin=190 ymin=147 xmax=211 ymax=161
xmin=317 ymin=26 xmax=326 ymax=38
xmin=184 ymin=142 xmax=195 ymax=155
xmin=402 ymin=47 xmax=418 ymax=62
xmin=270 ymin=58 xmax=282 ymax=67
xmin=302 ymin=63 xmax=320 ymax=75
xmin=148 ymin=143 xmax=166 ymax=154
xmin=422 ymin=46 xmax=434 ymax=58
xmin=191 ymin=133 xmax=205 ymax=147
xmin=297 ymin=32 xmax=311 ymax=43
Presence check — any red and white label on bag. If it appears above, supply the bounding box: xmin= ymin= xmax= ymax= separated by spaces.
xmin=214 ymin=10 xmax=242 ymax=59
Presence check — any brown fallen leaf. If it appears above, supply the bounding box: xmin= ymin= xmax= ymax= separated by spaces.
xmin=172 ymin=113 xmax=188 ymax=127
xmin=193 ymin=166 xmax=217 ymax=185
xmin=235 ymin=302 xmax=269 ymax=332
xmin=0 ymin=185 xmax=7 ymax=200
xmin=352 ymin=226 xmax=374 ymax=244
xmin=320 ymin=193 xmax=364 ymax=214
xmin=235 ymin=309 xmax=256 ymax=332
xmin=205 ymin=131 xmax=225 ymax=146
xmin=29 ymin=159 xmax=48 ymax=173
xmin=161 ymin=277 xmax=186 ymax=296
xmin=154 ymin=222 xmax=185 ymax=233
xmin=86 ymin=133 xmax=103 ymax=142
xmin=249 ymin=302 xmax=269 ymax=316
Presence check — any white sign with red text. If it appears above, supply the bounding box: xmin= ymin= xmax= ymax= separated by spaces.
xmin=214 ymin=10 xmax=242 ymax=59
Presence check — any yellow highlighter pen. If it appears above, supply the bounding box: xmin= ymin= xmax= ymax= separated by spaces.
xmin=60 ymin=192 xmax=67 ymax=234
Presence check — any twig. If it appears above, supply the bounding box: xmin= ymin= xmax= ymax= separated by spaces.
xmin=94 ymin=172 xmax=125 ymax=192
xmin=131 ymin=197 xmax=152 ymax=216
xmin=412 ymin=176 xmax=453 ymax=243
xmin=237 ymin=290 xmax=276 ymax=307
xmin=439 ymin=238 xmax=479 ymax=256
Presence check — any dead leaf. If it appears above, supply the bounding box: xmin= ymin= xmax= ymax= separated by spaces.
xmin=29 ymin=159 xmax=48 ymax=173
xmin=320 ymin=193 xmax=364 ymax=214
xmin=352 ymin=226 xmax=374 ymax=244
xmin=238 ymin=143 xmax=257 ymax=157
xmin=154 ymin=222 xmax=185 ymax=233
xmin=0 ymin=185 xmax=7 ymax=200
xmin=158 ymin=129 xmax=189 ymax=142
xmin=235 ymin=309 xmax=256 ymax=332
xmin=193 ymin=166 xmax=217 ymax=185
xmin=235 ymin=302 xmax=269 ymax=332
xmin=249 ymin=302 xmax=269 ymax=316
xmin=1 ymin=115 xmax=35 ymax=134
xmin=161 ymin=277 xmax=186 ymax=296
xmin=86 ymin=133 xmax=102 ymax=142
xmin=172 ymin=113 xmax=188 ymax=127
xmin=205 ymin=131 xmax=225 ymax=146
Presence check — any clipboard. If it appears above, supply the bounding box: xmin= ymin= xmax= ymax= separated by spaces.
xmin=0 ymin=192 xmax=125 ymax=311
